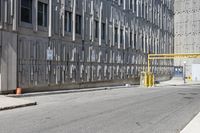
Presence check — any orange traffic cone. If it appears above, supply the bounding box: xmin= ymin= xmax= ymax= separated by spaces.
xmin=16 ymin=88 xmax=22 ymax=95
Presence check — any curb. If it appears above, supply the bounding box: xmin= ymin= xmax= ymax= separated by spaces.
xmin=6 ymin=83 xmax=200 ymax=98
xmin=156 ymin=83 xmax=200 ymax=87
xmin=180 ymin=112 xmax=200 ymax=133
xmin=8 ymin=85 xmax=139 ymax=98
xmin=0 ymin=102 xmax=37 ymax=111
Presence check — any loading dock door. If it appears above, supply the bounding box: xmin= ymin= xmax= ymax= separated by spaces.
xmin=192 ymin=64 xmax=200 ymax=81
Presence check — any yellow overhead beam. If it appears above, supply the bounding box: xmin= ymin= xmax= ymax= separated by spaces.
xmin=147 ymin=53 xmax=200 ymax=73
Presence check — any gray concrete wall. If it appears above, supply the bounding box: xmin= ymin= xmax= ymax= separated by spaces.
xmin=0 ymin=31 xmax=17 ymax=92
xmin=174 ymin=0 xmax=200 ymax=77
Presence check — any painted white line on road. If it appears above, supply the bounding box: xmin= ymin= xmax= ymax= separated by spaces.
xmin=180 ymin=112 xmax=200 ymax=133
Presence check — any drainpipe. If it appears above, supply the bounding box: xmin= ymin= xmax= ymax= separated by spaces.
xmin=118 ymin=21 xmax=120 ymax=49
xmin=123 ymin=25 xmax=126 ymax=49
xmin=11 ymin=0 xmax=13 ymax=17
xmin=82 ymin=0 xmax=86 ymax=40
xmin=12 ymin=0 xmax=17 ymax=31
xmin=99 ymin=2 xmax=103 ymax=46
xmin=61 ymin=0 xmax=65 ymax=37
xmin=123 ymin=0 xmax=126 ymax=10
xmin=112 ymin=19 xmax=115 ymax=46
xmin=90 ymin=0 xmax=94 ymax=42
xmin=4 ymin=0 xmax=8 ymax=24
xmin=105 ymin=18 xmax=108 ymax=45
xmin=33 ymin=0 xmax=38 ymax=32
xmin=48 ymin=0 xmax=52 ymax=37
xmin=72 ymin=0 xmax=76 ymax=41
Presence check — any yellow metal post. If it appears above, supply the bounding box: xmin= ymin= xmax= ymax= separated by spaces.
xmin=144 ymin=72 xmax=148 ymax=87
xmin=140 ymin=71 xmax=149 ymax=87
xmin=148 ymin=55 xmax=150 ymax=73
xmin=148 ymin=73 xmax=151 ymax=87
xmin=152 ymin=74 xmax=155 ymax=86
xmin=147 ymin=72 xmax=153 ymax=87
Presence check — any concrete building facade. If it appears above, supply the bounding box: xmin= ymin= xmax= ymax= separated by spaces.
xmin=0 ymin=0 xmax=174 ymax=93
xmin=174 ymin=0 xmax=200 ymax=78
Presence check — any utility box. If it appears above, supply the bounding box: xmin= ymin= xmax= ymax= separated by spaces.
xmin=192 ymin=64 xmax=200 ymax=81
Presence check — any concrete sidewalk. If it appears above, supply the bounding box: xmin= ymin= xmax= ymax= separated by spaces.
xmin=8 ymin=85 xmax=138 ymax=98
xmin=6 ymin=78 xmax=200 ymax=98
xmin=0 ymin=95 xmax=37 ymax=111
xmin=156 ymin=77 xmax=200 ymax=87
xmin=180 ymin=112 xmax=200 ymax=133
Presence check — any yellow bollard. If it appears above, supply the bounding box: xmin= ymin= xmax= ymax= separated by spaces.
xmin=149 ymin=73 xmax=152 ymax=87
xmin=146 ymin=72 xmax=154 ymax=87
xmin=152 ymin=74 xmax=155 ymax=86
xmin=142 ymin=72 xmax=154 ymax=87
xmin=145 ymin=72 xmax=148 ymax=87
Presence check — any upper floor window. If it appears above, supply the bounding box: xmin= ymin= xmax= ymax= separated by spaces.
xmin=65 ymin=11 xmax=72 ymax=32
xmin=130 ymin=32 xmax=133 ymax=47
xmin=101 ymin=23 xmax=105 ymax=40
xmin=130 ymin=0 xmax=133 ymax=10
xmin=95 ymin=20 xmax=99 ymax=38
xmin=75 ymin=15 xmax=82 ymax=34
xmin=120 ymin=0 xmax=123 ymax=5
xmin=142 ymin=3 xmax=144 ymax=18
xmin=120 ymin=29 xmax=123 ymax=44
xmin=21 ymin=0 xmax=32 ymax=23
xmin=134 ymin=0 xmax=137 ymax=13
xmin=134 ymin=33 xmax=136 ymax=49
xmin=38 ymin=2 xmax=48 ymax=27
xmin=115 ymin=27 xmax=118 ymax=43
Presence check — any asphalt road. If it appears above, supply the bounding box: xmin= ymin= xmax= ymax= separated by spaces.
xmin=1 ymin=85 xmax=200 ymax=133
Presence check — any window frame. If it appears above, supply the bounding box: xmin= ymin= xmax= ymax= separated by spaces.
xmin=65 ymin=11 xmax=72 ymax=33
xmin=95 ymin=20 xmax=99 ymax=38
xmin=101 ymin=23 xmax=106 ymax=40
xmin=134 ymin=0 xmax=137 ymax=13
xmin=129 ymin=0 xmax=133 ymax=10
xmin=21 ymin=0 xmax=33 ymax=24
xmin=38 ymin=1 xmax=48 ymax=27
xmin=75 ymin=14 xmax=82 ymax=35
xmin=120 ymin=29 xmax=123 ymax=44
xmin=114 ymin=27 xmax=118 ymax=43
xmin=130 ymin=31 xmax=133 ymax=48
xmin=134 ymin=32 xmax=137 ymax=49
